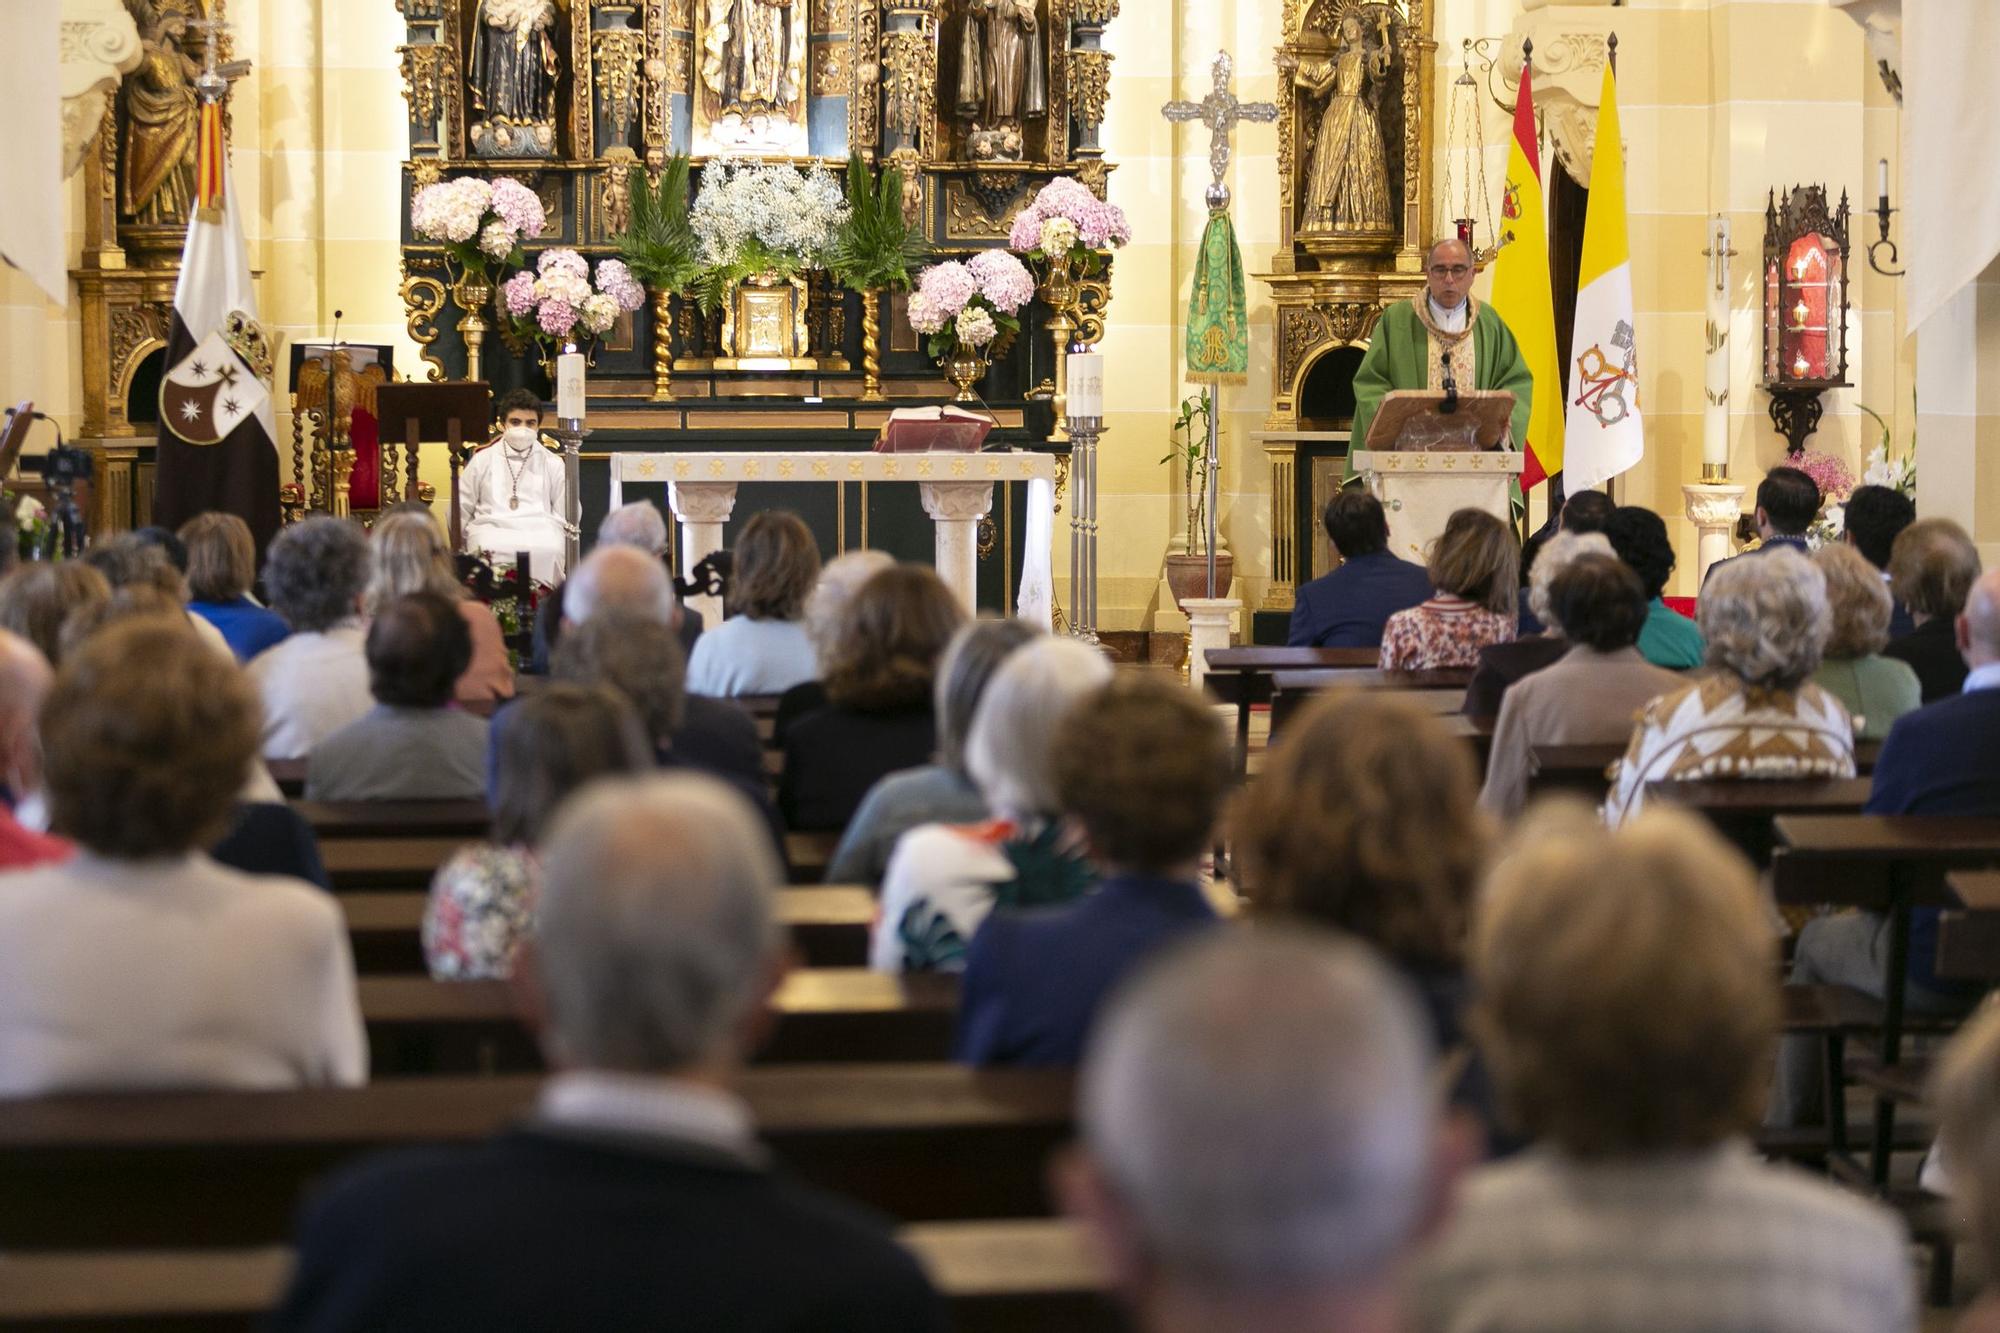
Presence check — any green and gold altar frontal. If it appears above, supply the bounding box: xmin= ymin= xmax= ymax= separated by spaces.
xmin=395 ymin=0 xmax=1124 ymax=412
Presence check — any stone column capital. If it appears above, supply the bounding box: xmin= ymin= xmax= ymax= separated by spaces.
xmin=667 ymin=480 xmax=740 ymax=524
xmin=919 ymin=479 xmax=995 ymax=523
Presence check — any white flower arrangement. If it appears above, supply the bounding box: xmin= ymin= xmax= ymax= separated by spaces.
xmin=689 ymin=159 xmax=851 ymax=288
xmin=410 ymin=176 xmax=546 ymax=279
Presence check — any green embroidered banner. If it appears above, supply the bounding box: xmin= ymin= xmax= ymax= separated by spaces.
xmin=1185 ymin=210 xmax=1248 ymax=382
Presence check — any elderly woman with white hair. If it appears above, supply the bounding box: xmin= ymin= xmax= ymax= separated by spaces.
xmin=1809 ymin=542 xmax=1921 ymax=740
xmin=869 ymin=635 xmax=1113 ymax=972
xmin=1463 ymin=530 xmax=1616 ymax=719
xmin=1604 ymin=546 xmax=1854 ymax=826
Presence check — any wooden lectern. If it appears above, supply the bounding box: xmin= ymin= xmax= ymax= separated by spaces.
xmin=1350 ymin=389 xmax=1523 ymax=564
xmin=375 ymin=382 xmax=491 ymax=550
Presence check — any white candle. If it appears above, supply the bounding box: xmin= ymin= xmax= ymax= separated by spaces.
xmin=1878 ymin=157 xmax=1889 ymax=203
xmin=556 ymin=351 xmax=587 ymax=423
xmin=1067 ymin=351 xmax=1104 ymax=420
xmin=1703 ymin=215 xmax=1730 ymax=472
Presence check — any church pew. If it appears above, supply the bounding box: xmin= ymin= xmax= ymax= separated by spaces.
xmin=1201 ymin=646 xmax=1384 ymax=771
xmin=265 ymin=758 xmax=306 ymax=799
xmin=1645 ymin=776 xmax=1873 ymax=868
xmin=340 ymin=886 xmax=876 ymax=973
xmin=0 ymin=1221 xmax=1110 ymax=1333
xmin=1524 ymin=740 xmax=1885 ymax=803
xmin=317 ymin=827 xmax=839 ymax=891
xmin=1264 ymin=667 xmax=1472 ymax=738
xmin=361 ymin=969 xmax=959 ymax=1075
xmin=294 ymin=800 xmax=490 ymax=839
xmin=0 ymin=1065 xmax=1074 ymax=1251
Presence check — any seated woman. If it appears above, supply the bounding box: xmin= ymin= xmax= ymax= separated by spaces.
xmin=1463 ymin=530 xmax=1616 ymax=719
xmin=1605 ymin=546 xmax=1854 ymax=827
xmin=1605 ymin=505 xmax=1707 ymax=669
xmin=367 ymin=509 xmax=515 ymax=706
xmin=827 ymin=617 xmax=1040 ymax=887
xmin=773 ymin=549 xmax=896 ymax=737
xmin=0 ymin=562 xmax=110 ymax=666
xmin=1379 ymin=507 xmax=1518 ymax=671
xmin=779 ymin=564 xmax=965 ymax=833
xmin=1811 ymin=542 xmax=1921 ymax=740
xmin=424 ymin=683 xmax=655 ymax=979
xmin=687 ymin=510 xmax=822 ymax=697
xmin=1479 ymin=555 xmax=1683 ymax=818
xmin=1235 ymin=689 xmax=1509 ymax=1149
xmin=1413 ymin=803 xmax=1914 ymax=1333
xmin=0 ymin=617 xmax=365 ymax=1094
xmin=181 ymin=512 xmax=289 ymax=663
xmin=870 ymin=636 xmax=1111 ymax=971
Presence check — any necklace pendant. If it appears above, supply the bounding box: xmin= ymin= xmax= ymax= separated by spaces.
xmin=510 ymin=497 xmax=519 ymax=510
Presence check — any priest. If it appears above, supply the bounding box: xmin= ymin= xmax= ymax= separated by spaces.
xmin=460 ymin=388 xmax=570 ymax=583
xmin=1351 ymin=237 xmax=1534 ymax=453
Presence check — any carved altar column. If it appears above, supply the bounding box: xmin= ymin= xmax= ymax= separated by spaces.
xmin=668 ymin=479 xmax=738 ymax=629
xmin=1682 ymin=482 xmax=1747 ymax=586
xmin=919 ymin=479 xmax=995 ymax=612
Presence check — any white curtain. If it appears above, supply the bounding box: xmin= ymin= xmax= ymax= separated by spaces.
xmin=0 ymin=4 xmax=63 ymax=305
xmin=1905 ymin=0 xmax=2000 ymax=333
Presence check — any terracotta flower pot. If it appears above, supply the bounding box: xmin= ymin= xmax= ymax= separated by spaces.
xmin=1165 ymin=551 xmax=1234 ymax=608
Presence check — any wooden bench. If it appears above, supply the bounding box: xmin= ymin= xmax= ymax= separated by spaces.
xmin=1265 ymin=667 xmax=1474 ymax=738
xmin=294 ymin=800 xmax=490 ymax=840
xmin=362 ymin=969 xmax=958 ymax=1075
xmin=0 ymin=1066 xmax=1072 ymax=1250
xmin=1647 ymin=776 xmax=1873 ymax=868
xmin=1528 ymin=739 xmax=1885 ymax=803
xmin=341 ymin=886 xmax=876 ymax=974
xmin=0 ymin=1221 xmax=1108 ymax=1332
xmin=1201 ymin=646 xmax=1382 ymax=773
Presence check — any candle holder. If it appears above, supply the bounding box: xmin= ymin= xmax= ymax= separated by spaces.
xmin=1868 ymin=193 xmax=1904 ymax=278
xmin=1066 ymin=414 xmax=1102 ymax=645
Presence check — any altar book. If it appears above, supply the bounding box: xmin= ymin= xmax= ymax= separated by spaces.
xmin=875 ymin=405 xmax=994 ymax=454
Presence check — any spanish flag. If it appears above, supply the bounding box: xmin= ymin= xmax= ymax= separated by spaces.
xmin=1487 ymin=61 xmax=1563 ymax=490
xmin=1562 ymin=61 xmax=1645 ymax=494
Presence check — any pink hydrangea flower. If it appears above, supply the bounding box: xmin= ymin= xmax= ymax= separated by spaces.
xmin=968 ymin=249 xmax=1035 ymax=313
xmin=1008 ymin=209 xmax=1043 ymax=251
xmin=1077 ymin=198 xmax=1131 ymax=248
xmin=538 ymin=248 xmax=589 ymax=280
xmin=907 ymin=291 xmax=949 ymax=336
xmin=537 ymin=299 xmax=578 ymax=337
xmin=916 ymin=262 xmax=978 ymax=318
xmin=1792 ymin=449 xmax=1855 ymax=503
xmin=501 ymin=271 xmax=539 ymax=317
xmin=595 ymin=258 xmax=645 ymax=311
xmin=580 ymin=293 xmax=620 ymax=335
xmin=489 ymin=177 xmax=546 ymax=239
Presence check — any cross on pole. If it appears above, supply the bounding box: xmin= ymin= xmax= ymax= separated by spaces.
xmin=1161 ymin=52 xmax=1277 ymax=212
xmin=185 ymin=15 xmax=252 ymax=105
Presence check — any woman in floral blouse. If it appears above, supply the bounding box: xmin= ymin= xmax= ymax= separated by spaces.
xmin=1379 ymin=507 xmax=1520 ymax=671
xmin=423 ymin=684 xmax=654 ymax=979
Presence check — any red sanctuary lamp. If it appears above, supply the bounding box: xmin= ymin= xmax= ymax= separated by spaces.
xmin=1760 ymin=184 xmax=1852 ymax=455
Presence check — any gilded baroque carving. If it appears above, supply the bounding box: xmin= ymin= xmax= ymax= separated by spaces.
xmin=1068 ymin=49 xmax=1112 ymax=129
xmin=662 ymin=34 xmax=693 ymax=93
xmin=888 ymin=144 xmax=923 ymax=220
xmin=1073 ymin=270 xmax=1111 ymax=347
xmin=409 ymin=157 xmax=445 ymax=189
xmin=592 ymin=28 xmax=646 ymax=142
xmin=599 ymin=147 xmax=637 ymax=231
xmin=398 ymin=41 xmax=448 ymax=134
xmin=881 ymin=30 xmax=931 ymax=140
xmin=108 ymin=301 xmax=167 ymax=395
xmin=1069 ymin=0 xmax=1118 ymax=21
xmin=943 ymin=181 xmax=1018 ymax=240
xmin=813 ymin=38 xmax=850 ymax=97
xmin=398 ymin=268 xmax=449 ymax=383
xmin=1073 ymin=158 xmax=1108 ymax=199
xmin=849 ymin=0 xmax=881 ymax=151
xmin=666 ymin=0 xmax=693 ymax=27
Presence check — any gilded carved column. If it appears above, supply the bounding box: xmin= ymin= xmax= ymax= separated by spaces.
xmin=1067 ymin=0 xmax=1118 ymax=162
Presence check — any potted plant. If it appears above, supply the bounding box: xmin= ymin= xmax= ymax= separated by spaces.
xmin=906 ymin=252 xmax=1036 ymax=401
xmin=1160 ymin=388 xmax=1233 ymax=603
xmin=617 ymin=156 xmax=703 ymax=400
xmin=825 ymin=154 xmax=932 ymax=401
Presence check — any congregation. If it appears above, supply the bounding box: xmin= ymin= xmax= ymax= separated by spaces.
xmin=2 ymin=462 xmax=2000 ymax=1332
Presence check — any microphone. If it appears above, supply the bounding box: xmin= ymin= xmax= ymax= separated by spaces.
xmin=1440 ymin=349 xmax=1459 ymax=415
xmin=332 ymin=309 xmax=344 ymax=348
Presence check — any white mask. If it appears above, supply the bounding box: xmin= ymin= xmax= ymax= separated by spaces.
xmin=502 ymin=425 xmax=537 ymax=453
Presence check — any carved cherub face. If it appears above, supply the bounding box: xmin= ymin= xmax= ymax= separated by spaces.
xmin=1341 ymin=15 xmax=1362 ymax=40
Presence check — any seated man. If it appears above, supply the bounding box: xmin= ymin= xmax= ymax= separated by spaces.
xmin=1061 ymin=929 xmax=1457 ymax=1333
xmin=460 ymin=388 xmax=569 ymax=585
xmin=530 ymin=500 xmax=702 ymax=672
xmin=247 ymin=517 xmax=373 ymax=760
xmin=1702 ymin=464 xmax=1818 ymax=586
xmin=956 ymin=673 xmax=1228 ymax=1066
xmin=273 ymin=774 xmax=947 ymax=1331
xmin=1417 ymin=802 xmax=1914 ymax=1333
xmin=1771 ymin=566 xmax=2000 ymax=1127
xmin=1885 ymin=516 xmax=1982 ymax=703
xmin=306 ymin=592 xmax=488 ymax=802
xmin=1286 ymin=489 xmax=1432 ymax=649
xmin=1841 ymin=483 xmax=1917 ymax=638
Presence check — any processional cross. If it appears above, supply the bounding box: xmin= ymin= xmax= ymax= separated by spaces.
xmin=1161 ymin=52 xmax=1278 ymax=212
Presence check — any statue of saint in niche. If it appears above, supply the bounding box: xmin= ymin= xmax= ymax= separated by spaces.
xmin=697 ymin=0 xmax=806 ymax=154
xmin=121 ymin=1 xmax=202 ymax=226
xmin=1288 ymin=11 xmax=1394 ymax=236
xmin=468 ymin=0 xmax=560 ymax=157
xmin=956 ymin=0 xmax=1045 ymax=161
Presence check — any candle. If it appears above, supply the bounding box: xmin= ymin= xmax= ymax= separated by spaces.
xmin=1067 ymin=350 xmax=1104 ymax=420
xmin=1878 ymin=157 xmax=1889 ymax=204
xmin=1702 ymin=215 xmax=1730 ymax=472
xmin=556 ymin=351 xmax=586 ymax=423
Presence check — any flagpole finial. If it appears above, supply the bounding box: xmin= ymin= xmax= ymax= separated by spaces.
xmin=1522 ymin=35 xmax=1533 ymax=60
xmin=1606 ymin=31 xmax=1618 ymax=74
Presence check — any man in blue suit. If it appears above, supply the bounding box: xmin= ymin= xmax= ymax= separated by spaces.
xmin=1702 ymin=465 xmax=1818 ymax=587
xmin=1287 ymin=489 xmax=1433 ymax=648
xmin=1770 ymin=568 xmax=2000 ymax=1126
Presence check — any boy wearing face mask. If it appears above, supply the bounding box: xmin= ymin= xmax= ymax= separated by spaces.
xmin=461 ymin=388 xmax=570 ymax=582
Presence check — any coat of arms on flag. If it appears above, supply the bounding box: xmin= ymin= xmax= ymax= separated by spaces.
xmin=161 ymin=320 xmax=271 ymax=447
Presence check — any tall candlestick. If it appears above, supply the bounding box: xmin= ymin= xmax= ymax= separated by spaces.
xmin=556 ymin=350 xmax=587 ymax=425
xmin=1877 ymin=157 xmax=1889 ymax=204
xmin=1067 ymin=351 xmax=1104 ymax=420
xmin=1703 ymin=215 xmax=1731 ymax=475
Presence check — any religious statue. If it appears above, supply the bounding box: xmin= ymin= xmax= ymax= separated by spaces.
xmin=120 ymin=0 xmax=202 ymax=226
xmin=1287 ymin=11 xmax=1394 ymax=236
xmin=956 ymin=0 xmax=1045 ymax=161
xmin=468 ymin=0 xmax=561 ymax=158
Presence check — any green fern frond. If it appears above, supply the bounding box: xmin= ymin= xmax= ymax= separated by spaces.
xmin=616 ymin=156 xmax=702 ymax=295
xmin=825 ymin=154 xmax=932 ymax=294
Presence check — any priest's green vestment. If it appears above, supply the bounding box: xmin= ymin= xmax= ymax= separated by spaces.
xmin=1350 ymin=297 xmax=1535 ymax=453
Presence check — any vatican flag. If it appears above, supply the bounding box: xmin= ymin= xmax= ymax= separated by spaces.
xmin=1562 ymin=62 xmax=1644 ymax=495
xmin=1487 ymin=61 xmax=1563 ymax=489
